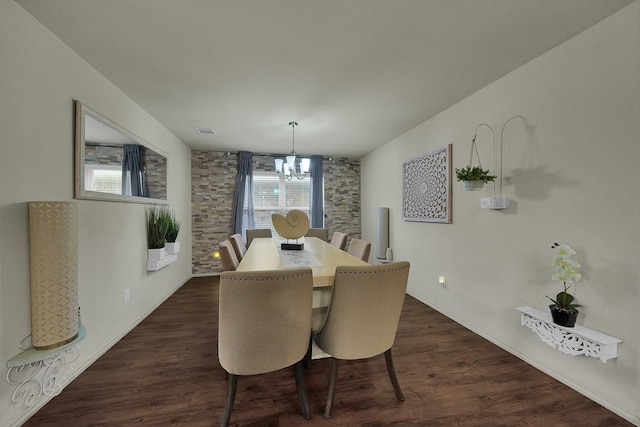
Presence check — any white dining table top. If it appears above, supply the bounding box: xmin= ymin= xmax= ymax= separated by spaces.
xmin=237 ymin=236 xmax=368 ymax=288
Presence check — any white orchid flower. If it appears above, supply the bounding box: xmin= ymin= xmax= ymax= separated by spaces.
xmin=551 ymin=243 xmax=582 ymax=284
xmin=556 ymin=244 xmax=576 ymax=258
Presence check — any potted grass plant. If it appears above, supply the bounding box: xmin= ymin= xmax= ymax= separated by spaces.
xmin=164 ymin=209 xmax=181 ymax=255
xmin=146 ymin=205 xmax=170 ymax=260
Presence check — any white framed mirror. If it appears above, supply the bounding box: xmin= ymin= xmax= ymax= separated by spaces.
xmin=74 ymin=100 xmax=168 ymax=203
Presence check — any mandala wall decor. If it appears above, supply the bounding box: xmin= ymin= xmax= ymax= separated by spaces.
xmin=402 ymin=145 xmax=452 ymax=223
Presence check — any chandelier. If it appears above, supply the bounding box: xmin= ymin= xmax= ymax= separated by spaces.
xmin=274 ymin=121 xmax=310 ymax=180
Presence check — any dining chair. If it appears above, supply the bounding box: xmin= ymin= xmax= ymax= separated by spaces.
xmin=346 ymin=238 xmax=371 ymax=262
xmin=218 ymin=268 xmax=314 ymax=426
xmin=229 ymin=233 xmax=246 ymax=261
xmin=329 ymin=231 xmax=348 ymax=251
xmin=245 ymin=228 xmax=272 ymax=247
xmin=219 ymin=240 xmax=239 ymax=271
xmin=305 ymin=227 xmax=329 ymax=241
xmin=311 ymin=261 xmax=410 ymax=419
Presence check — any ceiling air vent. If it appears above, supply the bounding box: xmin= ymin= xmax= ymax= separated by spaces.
xmin=194 ymin=127 xmax=217 ymax=136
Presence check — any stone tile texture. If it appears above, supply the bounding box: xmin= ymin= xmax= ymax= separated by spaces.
xmin=191 ymin=151 xmax=361 ymax=274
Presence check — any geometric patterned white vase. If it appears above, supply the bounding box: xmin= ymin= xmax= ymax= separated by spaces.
xmin=28 ymin=201 xmax=79 ymax=350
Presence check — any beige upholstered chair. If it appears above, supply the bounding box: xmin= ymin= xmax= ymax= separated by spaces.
xmin=245 ymin=228 xmax=272 ymax=247
xmin=311 ymin=261 xmax=410 ymax=419
xmin=218 ymin=268 xmax=314 ymax=426
xmin=219 ymin=240 xmax=239 ymax=271
xmin=229 ymin=233 xmax=246 ymax=261
xmin=329 ymin=232 xmax=348 ymax=250
xmin=305 ymin=227 xmax=329 ymax=241
xmin=347 ymin=238 xmax=371 ymax=262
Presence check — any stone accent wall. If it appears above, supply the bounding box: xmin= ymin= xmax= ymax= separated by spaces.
xmin=191 ymin=151 xmax=361 ymax=275
xmin=145 ymin=149 xmax=167 ymax=200
xmin=323 ymin=157 xmax=362 ymax=244
xmin=192 ymin=151 xmax=237 ymax=274
xmin=84 ymin=143 xmax=122 ymax=165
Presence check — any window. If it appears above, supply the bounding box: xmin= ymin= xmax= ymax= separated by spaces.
xmin=245 ymin=172 xmax=311 ymax=237
xmin=84 ymin=164 xmax=121 ymax=195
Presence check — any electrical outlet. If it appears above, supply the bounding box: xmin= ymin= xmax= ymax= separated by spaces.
xmin=124 ymin=288 xmax=130 ymax=303
xmin=438 ymin=276 xmax=446 ymax=287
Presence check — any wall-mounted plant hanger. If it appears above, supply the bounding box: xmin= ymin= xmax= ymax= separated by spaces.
xmin=456 ymin=123 xmax=508 ymax=209
xmin=455 ymin=123 xmax=496 ymax=191
xmin=458 ymin=115 xmax=534 ymax=210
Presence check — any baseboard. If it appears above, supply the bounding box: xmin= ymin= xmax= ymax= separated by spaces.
xmin=8 ymin=275 xmax=192 ymax=427
xmin=406 ymin=290 xmax=639 ymax=426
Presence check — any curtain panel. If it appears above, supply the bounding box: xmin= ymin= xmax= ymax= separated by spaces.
xmin=122 ymin=144 xmax=148 ymax=197
xmin=232 ymin=151 xmax=254 ymax=235
xmin=309 ymin=155 xmax=324 ymax=228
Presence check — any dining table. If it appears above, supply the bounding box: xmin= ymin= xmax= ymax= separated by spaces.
xmin=236 ymin=236 xmax=368 ymax=289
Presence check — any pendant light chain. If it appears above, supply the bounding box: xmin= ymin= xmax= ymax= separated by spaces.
xmin=289 ymin=121 xmax=298 ymax=155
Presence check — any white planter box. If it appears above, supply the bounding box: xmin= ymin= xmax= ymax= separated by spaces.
xmin=147 ymin=254 xmax=178 ymax=271
xmin=165 ymin=242 xmax=180 ymax=255
xmin=148 ymin=247 xmax=167 ymax=261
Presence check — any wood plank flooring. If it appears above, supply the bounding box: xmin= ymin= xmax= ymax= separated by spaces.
xmin=23 ymin=276 xmax=631 ymax=426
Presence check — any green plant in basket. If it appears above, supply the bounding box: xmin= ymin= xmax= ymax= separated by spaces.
xmin=454 ymin=165 xmax=496 ymax=183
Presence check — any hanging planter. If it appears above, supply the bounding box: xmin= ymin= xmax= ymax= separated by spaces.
xmin=455 ymin=166 xmax=495 ymax=191
xmin=455 ymin=127 xmax=496 ymax=192
xmin=462 ymin=179 xmax=486 ymax=191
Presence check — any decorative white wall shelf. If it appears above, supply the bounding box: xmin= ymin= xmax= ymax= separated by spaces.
xmin=6 ymin=325 xmax=86 ymax=407
xmin=147 ymin=253 xmax=178 ymax=271
xmin=516 ymin=306 xmax=621 ymax=363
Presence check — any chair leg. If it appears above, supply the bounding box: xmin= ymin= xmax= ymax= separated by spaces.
xmin=324 ymin=358 xmax=339 ymax=419
xmin=384 ymin=349 xmax=404 ymax=401
xmin=303 ymin=334 xmax=313 ymax=369
xmin=293 ymin=361 xmax=311 ymax=419
xmin=221 ymin=374 xmax=237 ymax=427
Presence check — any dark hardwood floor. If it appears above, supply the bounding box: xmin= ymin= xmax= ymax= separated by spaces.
xmin=24 ymin=276 xmax=631 ymax=426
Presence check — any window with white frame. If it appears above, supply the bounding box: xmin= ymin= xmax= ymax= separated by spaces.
xmin=244 ymin=172 xmax=311 ymax=237
xmin=84 ymin=164 xmax=122 ymax=195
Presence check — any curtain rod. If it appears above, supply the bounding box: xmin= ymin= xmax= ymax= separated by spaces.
xmin=224 ymin=151 xmax=334 ymax=160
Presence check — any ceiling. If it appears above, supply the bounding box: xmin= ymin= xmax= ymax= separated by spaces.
xmin=16 ymin=0 xmax=632 ymax=158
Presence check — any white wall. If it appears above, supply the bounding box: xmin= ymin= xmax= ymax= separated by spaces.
xmin=362 ymin=2 xmax=639 ymax=424
xmin=0 ymin=1 xmax=192 ymax=425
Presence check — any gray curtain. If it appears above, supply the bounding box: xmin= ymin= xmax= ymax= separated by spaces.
xmin=232 ymin=151 xmax=255 ymax=235
xmin=122 ymin=144 xmax=148 ymax=197
xmin=309 ymin=155 xmax=324 ymax=228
